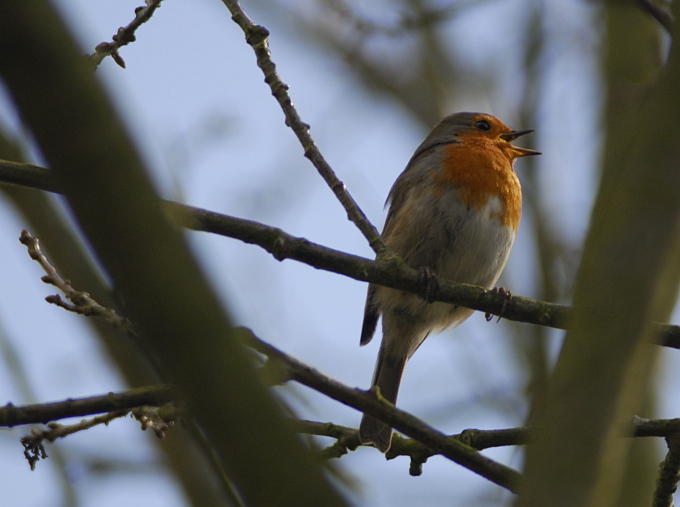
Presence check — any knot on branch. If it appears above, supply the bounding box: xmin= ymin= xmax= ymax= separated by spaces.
xmin=132 ymin=404 xmax=178 ymax=438
xmin=409 ymin=456 xmax=426 ymax=476
xmin=319 ymin=440 xmax=349 ymax=460
xmin=246 ymin=24 xmax=270 ymax=46
xmin=271 ymin=236 xmax=287 ymax=261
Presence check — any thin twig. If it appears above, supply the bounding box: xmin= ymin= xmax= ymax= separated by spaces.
xmin=21 ymin=410 xmax=127 ymax=470
xmin=19 ymin=230 xmax=137 ymax=336
xmin=220 ymin=0 xmax=388 ymax=257
xmin=87 ymin=0 xmax=165 ymax=69
xmin=20 ymin=403 xmax=178 ymax=470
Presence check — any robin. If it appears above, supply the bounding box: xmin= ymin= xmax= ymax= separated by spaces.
xmin=359 ymin=112 xmax=539 ymax=452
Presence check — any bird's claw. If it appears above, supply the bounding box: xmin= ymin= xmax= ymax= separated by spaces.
xmin=485 ymin=287 xmax=511 ymax=322
xmin=419 ymin=266 xmax=439 ymax=303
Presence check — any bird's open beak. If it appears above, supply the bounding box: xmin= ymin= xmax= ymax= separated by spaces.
xmin=500 ymin=129 xmax=541 ymax=157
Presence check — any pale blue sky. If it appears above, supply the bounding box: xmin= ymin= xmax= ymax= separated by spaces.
xmin=0 ymin=1 xmax=677 ymax=506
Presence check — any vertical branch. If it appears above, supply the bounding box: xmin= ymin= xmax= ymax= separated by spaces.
xmin=653 ymin=434 xmax=680 ymax=507
xmin=517 ymin=3 xmax=680 ymax=507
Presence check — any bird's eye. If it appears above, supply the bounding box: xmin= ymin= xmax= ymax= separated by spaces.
xmin=474 ymin=120 xmax=491 ymax=131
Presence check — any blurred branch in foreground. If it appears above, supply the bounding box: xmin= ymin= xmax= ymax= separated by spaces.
xmin=517 ymin=2 xmax=680 ymax=506
xmin=0 ymin=2 xmax=346 ymax=506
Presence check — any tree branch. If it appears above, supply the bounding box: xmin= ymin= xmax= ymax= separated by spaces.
xmin=219 ymin=0 xmax=388 ymax=256
xmin=4 ymin=337 xmax=680 ymax=491
xmin=297 ymin=416 xmax=680 ymax=465
xmin=238 ymin=327 xmax=522 ymax=493
xmin=5 ymin=236 xmax=518 ymax=489
xmin=653 ymin=433 xmax=680 ymax=507
xmin=87 ymin=0 xmax=165 ymax=69
xmin=3 ymin=159 xmax=680 ymax=348
xmin=21 ymin=404 xmax=177 ymax=470
xmin=19 ymin=230 xmax=136 ymax=335
xmin=0 ymin=385 xmax=173 ymax=427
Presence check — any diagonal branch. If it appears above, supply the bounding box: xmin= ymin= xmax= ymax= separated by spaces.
xmin=22 ymin=411 xmax=129 ymax=470
xmin=239 ymin=328 xmax=522 ymax=492
xmin=87 ymin=0 xmax=165 ymax=69
xmin=220 ymin=0 xmax=387 ymax=256
xmin=19 ymin=230 xmax=135 ymax=335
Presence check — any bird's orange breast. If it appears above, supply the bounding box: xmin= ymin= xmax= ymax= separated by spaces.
xmin=432 ymin=139 xmax=522 ymax=231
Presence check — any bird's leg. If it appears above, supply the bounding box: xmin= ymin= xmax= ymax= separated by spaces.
xmin=485 ymin=286 xmax=512 ymax=322
xmin=418 ymin=266 xmax=439 ymax=304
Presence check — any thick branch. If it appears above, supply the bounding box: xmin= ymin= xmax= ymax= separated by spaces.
xmin=518 ymin=1 xmax=680 ymax=504
xmin=0 ymin=385 xmax=172 ymax=427
xmin=3 ymin=159 xmax=680 ymax=347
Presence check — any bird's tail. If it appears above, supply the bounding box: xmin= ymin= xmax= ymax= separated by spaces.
xmin=359 ymin=345 xmax=407 ymax=453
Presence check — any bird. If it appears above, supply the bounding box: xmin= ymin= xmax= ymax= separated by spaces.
xmin=359 ymin=112 xmax=539 ymax=453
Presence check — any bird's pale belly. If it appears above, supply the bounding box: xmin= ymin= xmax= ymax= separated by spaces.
xmin=376 ymin=193 xmax=516 ymax=332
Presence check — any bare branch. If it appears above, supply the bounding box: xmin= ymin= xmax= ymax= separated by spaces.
xmin=87 ymin=0 xmax=165 ymax=69
xmin=294 ymin=420 xmax=531 ymax=476
xmin=238 ymin=327 xmax=522 ymax=492
xmin=299 ymin=416 xmax=680 ymax=469
xmin=22 ymin=410 xmax=129 ymax=470
xmin=0 ymin=385 xmax=173 ymax=427
xmin=653 ymin=433 xmax=680 ymax=507
xmin=3 ymin=160 xmax=680 ymax=347
xmin=19 ymin=230 xmax=136 ymax=336
xmin=4 ymin=342 xmax=680 ymax=485
xmin=20 ymin=403 xmax=178 ymax=470
xmin=219 ymin=0 xmax=388 ymax=257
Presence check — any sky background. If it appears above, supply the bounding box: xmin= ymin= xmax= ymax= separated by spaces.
xmin=0 ymin=1 xmax=678 ymax=506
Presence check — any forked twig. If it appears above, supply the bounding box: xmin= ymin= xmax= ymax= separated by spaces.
xmin=87 ymin=0 xmax=165 ymax=69
xmin=19 ymin=230 xmax=136 ymax=336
